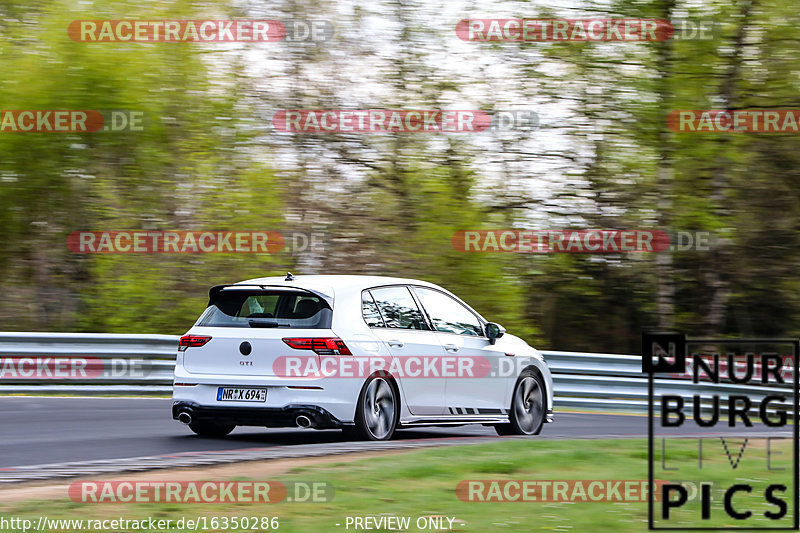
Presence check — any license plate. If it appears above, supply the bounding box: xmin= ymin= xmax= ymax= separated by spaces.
xmin=217 ymin=387 xmax=267 ymax=402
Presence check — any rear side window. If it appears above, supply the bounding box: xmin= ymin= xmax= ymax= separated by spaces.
xmin=362 ymin=291 xmax=385 ymax=327
xmin=369 ymin=286 xmax=430 ymax=330
xmin=197 ymin=290 xmax=332 ymax=328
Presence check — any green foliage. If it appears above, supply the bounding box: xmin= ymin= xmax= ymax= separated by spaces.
xmin=0 ymin=0 xmax=289 ymax=332
xmin=0 ymin=0 xmax=798 ymax=350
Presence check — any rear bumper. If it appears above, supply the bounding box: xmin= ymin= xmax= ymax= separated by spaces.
xmin=172 ymin=401 xmax=343 ymax=429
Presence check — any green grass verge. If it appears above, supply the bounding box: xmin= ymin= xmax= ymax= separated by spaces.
xmin=0 ymin=438 xmax=794 ymax=532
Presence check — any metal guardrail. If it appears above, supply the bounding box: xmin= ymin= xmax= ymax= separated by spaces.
xmin=0 ymin=334 xmax=793 ymax=413
xmin=0 ymin=333 xmax=178 ymax=394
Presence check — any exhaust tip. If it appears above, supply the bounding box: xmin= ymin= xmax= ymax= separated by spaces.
xmin=296 ymin=415 xmax=313 ymax=428
xmin=178 ymin=412 xmax=192 ymax=425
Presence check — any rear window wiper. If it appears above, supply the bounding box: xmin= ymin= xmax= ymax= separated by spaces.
xmin=248 ymin=319 xmax=291 ymax=328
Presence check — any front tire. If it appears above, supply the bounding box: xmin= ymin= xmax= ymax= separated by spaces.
xmin=350 ymin=375 xmax=399 ymax=441
xmin=495 ymin=370 xmax=545 ymax=436
xmin=188 ymin=420 xmax=235 ymax=437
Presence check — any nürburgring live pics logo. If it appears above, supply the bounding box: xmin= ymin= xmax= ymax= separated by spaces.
xmin=644 ymin=332 xmax=799 ymax=529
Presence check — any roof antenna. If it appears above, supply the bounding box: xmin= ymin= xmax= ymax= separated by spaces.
xmin=285 ymin=272 xmax=295 ymax=281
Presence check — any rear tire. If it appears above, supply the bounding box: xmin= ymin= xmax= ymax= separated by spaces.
xmin=188 ymin=421 xmax=235 ymax=437
xmin=494 ymin=369 xmax=545 ymax=436
xmin=351 ymin=375 xmax=399 ymax=441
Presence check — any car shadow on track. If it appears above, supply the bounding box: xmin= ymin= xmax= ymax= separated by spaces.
xmin=169 ymin=427 xmax=495 ymax=446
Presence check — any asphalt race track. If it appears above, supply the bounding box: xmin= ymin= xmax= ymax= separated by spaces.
xmin=0 ymin=397 xmax=789 ymax=474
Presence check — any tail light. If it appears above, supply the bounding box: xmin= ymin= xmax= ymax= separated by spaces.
xmin=282 ymin=337 xmax=352 ymax=355
xmin=178 ymin=335 xmax=212 ymax=351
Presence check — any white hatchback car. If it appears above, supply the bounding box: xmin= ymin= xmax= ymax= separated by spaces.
xmin=172 ymin=274 xmax=553 ymax=440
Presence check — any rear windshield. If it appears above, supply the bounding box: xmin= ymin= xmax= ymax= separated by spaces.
xmin=197 ymin=289 xmax=332 ymax=328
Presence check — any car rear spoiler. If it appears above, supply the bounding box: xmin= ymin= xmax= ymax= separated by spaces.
xmin=208 ymin=284 xmax=334 ymax=308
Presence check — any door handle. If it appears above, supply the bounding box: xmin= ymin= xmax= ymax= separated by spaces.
xmin=387 ymin=340 xmax=404 ymax=348
xmin=444 ymin=344 xmax=459 ymax=352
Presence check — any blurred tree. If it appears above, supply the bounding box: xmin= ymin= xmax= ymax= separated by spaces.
xmin=0 ymin=0 xmax=798 ymax=351
xmin=0 ymin=0 xmax=290 ymax=332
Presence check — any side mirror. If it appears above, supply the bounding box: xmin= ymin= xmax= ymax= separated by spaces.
xmin=485 ymin=322 xmax=505 ymax=345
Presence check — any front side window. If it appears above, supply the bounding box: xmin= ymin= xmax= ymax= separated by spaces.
xmin=369 ymin=286 xmax=430 ymax=330
xmin=414 ymin=287 xmax=483 ymax=336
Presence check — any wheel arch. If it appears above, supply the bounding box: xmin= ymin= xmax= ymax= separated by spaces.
xmin=351 ymin=370 xmax=401 ymax=440
xmin=353 ymin=370 xmax=403 ymax=419
xmin=518 ymin=361 xmax=553 ymax=414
